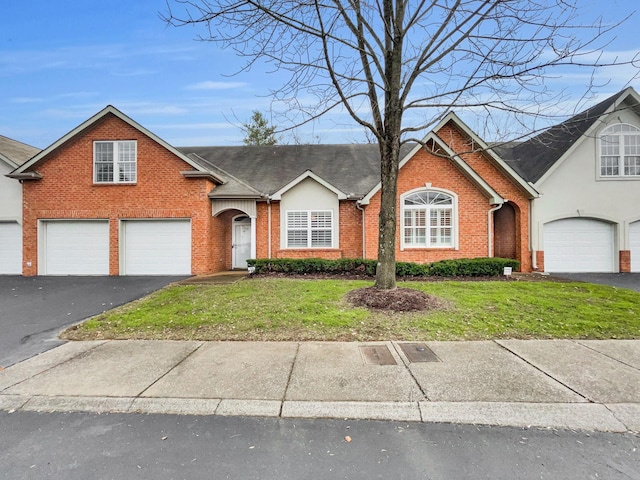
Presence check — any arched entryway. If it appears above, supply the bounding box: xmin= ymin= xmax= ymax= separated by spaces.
xmin=493 ymin=203 xmax=517 ymax=260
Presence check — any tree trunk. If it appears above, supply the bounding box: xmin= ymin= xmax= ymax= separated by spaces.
xmin=374 ymin=137 xmax=400 ymax=290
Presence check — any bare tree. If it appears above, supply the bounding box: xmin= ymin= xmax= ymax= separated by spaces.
xmin=164 ymin=0 xmax=636 ymax=290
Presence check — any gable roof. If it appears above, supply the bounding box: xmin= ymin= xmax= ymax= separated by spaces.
xmin=178 ymin=144 xmax=412 ymax=199
xmin=0 ymin=134 xmax=40 ymax=169
xmin=498 ymin=87 xmax=640 ymax=183
xmin=7 ymin=105 xmax=221 ymax=182
xmin=433 ymin=112 xmax=539 ymax=199
xmin=359 ymin=129 xmax=504 ymax=205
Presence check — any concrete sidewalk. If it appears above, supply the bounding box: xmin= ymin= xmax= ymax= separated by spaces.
xmin=1 ymin=339 xmax=639 ymax=432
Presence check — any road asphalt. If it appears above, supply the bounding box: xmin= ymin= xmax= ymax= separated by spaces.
xmin=1 ymin=338 xmax=639 ymax=433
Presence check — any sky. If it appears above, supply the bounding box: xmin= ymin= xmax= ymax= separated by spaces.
xmin=1 ymin=0 xmax=639 ymax=150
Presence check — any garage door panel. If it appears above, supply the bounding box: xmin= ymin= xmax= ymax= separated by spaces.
xmin=122 ymin=220 xmax=191 ymax=275
xmin=42 ymin=221 xmax=109 ymax=275
xmin=631 ymin=221 xmax=640 ymax=273
xmin=544 ymin=218 xmax=614 ymax=273
xmin=0 ymin=222 xmax=22 ymax=274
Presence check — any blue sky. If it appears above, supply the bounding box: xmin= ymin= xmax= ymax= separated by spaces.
xmin=1 ymin=0 xmax=638 ymax=149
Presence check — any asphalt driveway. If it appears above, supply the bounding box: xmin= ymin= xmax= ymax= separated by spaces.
xmin=0 ymin=276 xmax=187 ymax=368
xmin=548 ymin=273 xmax=640 ymax=292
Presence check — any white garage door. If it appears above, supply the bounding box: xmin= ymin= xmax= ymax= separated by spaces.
xmin=41 ymin=220 xmax=109 ymax=275
xmin=631 ymin=221 xmax=640 ymax=272
xmin=544 ymin=218 xmax=614 ymax=273
xmin=0 ymin=222 xmax=22 ymax=274
xmin=121 ymin=220 xmax=191 ymax=275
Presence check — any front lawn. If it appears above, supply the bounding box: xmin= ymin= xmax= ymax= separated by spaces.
xmin=61 ymin=278 xmax=640 ymax=341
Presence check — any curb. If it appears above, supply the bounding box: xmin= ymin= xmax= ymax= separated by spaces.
xmin=2 ymin=394 xmax=637 ymax=433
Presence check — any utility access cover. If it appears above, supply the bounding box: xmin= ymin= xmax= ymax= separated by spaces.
xmin=398 ymin=343 xmax=440 ymax=363
xmin=360 ymin=345 xmax=397 ymax=365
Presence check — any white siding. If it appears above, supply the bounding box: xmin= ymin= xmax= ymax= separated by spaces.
xmin=0 ymin=222 xmax=22 ymax=274
xmin=630 ymin=221 xmax=640 ymax=272
xmin=280 ymin=177 xmax=339 ymax=249
xmin=531 ymin=107 xmax=640 ymax=265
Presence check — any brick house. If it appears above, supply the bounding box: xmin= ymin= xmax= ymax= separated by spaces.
xmin=8 ymin=105 xmax=536 ymax=276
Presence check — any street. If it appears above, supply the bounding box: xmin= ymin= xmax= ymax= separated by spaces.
xmin=1 ymin=411 xmax=638 ymax=479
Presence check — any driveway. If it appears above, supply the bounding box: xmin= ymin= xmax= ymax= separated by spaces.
xmin=548 ymin=273 xmax=640 ymax=292
xmin=0 ymin=276 xmax=187 ymax=368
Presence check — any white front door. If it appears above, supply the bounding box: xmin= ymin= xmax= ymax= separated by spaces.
xmin=233 ymin=217 xmax=252 ymax=269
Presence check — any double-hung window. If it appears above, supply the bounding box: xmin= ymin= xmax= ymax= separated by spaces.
xmin=94 ymin=140 xmax=137 ymax=183
xmin=403 ymin=190 xmax=454 ymax=247
xmin=286 ymin=210 xmax=333 ymax=248
xmin=600 ymin=124 xmax=640 ymax=178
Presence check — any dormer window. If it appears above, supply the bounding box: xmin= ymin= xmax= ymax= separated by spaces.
xmin=600 ymin=124 xmax=640 ymax=177
xmin=94 ymin=140 xmax=137 ymax=183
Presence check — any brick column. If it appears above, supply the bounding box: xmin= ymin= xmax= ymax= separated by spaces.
xmin=619 ymin=250 xmax=631 ymax=273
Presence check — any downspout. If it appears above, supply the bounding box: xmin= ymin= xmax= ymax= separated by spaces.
xmin=356 ymin=201 xmax=366 ymax=259
xmin=530 ymin=198 xmax=537 ymax=270
xmin=267 ymin=198 xmax=272 ymax=259
xmin=487 ymin=201 xmax=505 ymax=258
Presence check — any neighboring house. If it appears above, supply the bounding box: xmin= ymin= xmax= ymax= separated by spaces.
xmin=7 ymin=106 xmax=535 ymax=276
xmin=499 ymin=87 xmax=640 ymax=273
xmin=0 ymin=135 xmax=40 ymax=274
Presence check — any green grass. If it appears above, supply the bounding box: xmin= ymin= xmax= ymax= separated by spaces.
xmin=62 ymin=278 xmax=640 ymax=341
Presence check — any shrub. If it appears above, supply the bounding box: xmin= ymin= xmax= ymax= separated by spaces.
xmin=247 ymin=257 xmax=519 ymax=277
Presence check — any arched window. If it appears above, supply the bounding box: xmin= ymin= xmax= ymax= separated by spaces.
xmin=402 ymin=190 xmax=455 ymax=248
xmin=600 ymin=123 xmax=640 ymax=177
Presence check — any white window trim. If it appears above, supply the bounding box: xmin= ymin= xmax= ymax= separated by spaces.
xmin=400 ymin=187 xmax=459 ymax=250
xmin=285 ymin=209 xmax=334 ymax=249
xmin=598 ymin=123 xmax=640 ymax=180
xmin=93 ymin=140 xmax=137 ymax=184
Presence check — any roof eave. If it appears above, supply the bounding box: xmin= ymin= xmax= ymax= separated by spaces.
xmin=5 ymin=171 xmax=42 ymax=180
xmin=180 ymin=170 xmax=225 ymax=184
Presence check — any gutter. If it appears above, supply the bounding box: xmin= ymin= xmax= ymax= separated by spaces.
xmin=267 ymin=198 xmax=272 ymax=259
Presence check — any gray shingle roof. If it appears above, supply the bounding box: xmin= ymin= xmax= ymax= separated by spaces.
xmin=499 ymin=90 xmax=637 ymax=183
xmin=178 ymin=144 xmax=414 ymax=199
xmin=0 ymin=134 xmax=40 ymax=166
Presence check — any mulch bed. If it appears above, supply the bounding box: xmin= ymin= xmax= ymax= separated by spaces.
xmin=344 ymin=286 xmax=445 ymax=312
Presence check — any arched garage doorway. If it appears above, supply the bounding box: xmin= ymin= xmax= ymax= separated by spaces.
xmin=544 ymin=218 xmax=615 ymax=272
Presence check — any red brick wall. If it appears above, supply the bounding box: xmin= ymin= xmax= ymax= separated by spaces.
xmin=21 ymin=113 xmax=217 ymax=276
xmin=361 ymin=123 xmax=532 ymax=271
xmin=535 ymin=251 xmax=545 ymax=272
xmin=436 ymin=122 xmax=532 ymax=271
xmin=620 ymin=250 xmax=631 ymax=273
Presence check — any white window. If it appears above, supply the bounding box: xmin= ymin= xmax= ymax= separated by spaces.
xmin=600 ymin=124 xmax=640 ymax=178
xmin=286 ymin=210 xmax=333 ymax=248
xmin=94 ymin=140 xmax=137 ymax=183
xmin=402 ymin=190 xmax=454 ymax=247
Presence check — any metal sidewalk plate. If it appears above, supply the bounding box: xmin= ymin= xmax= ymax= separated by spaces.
xmin=398 ymin=343 xmax=440 ymax=363
xmin=359 ymin=345 xmax=397 ymax=366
